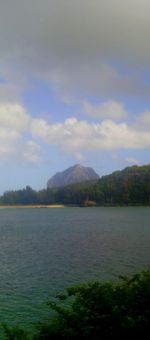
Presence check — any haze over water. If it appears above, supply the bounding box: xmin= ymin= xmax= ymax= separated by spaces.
xmin=0 ymin=207 xmax=149 ymax=329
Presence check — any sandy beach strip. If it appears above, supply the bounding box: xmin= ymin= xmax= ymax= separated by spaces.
xmin=0 ymin=204 xmax=65 ymax=209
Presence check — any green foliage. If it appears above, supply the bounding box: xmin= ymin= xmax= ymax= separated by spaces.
xmin=36 ymin=270 xmax=150 ymax=340
xmin=3 ymin=270 xmax=150 ymax=339
xmin=2 ymin=323 xmax=28 ymax=340
xmin=0 ymin=164 xmax=150 ymax=206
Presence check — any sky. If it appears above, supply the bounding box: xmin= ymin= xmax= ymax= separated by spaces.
xmin=0 ymin=0 xmax=150 ymax=193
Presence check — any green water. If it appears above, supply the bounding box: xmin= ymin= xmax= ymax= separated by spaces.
xmin=0 ymin=207 xmax=149 ymax=333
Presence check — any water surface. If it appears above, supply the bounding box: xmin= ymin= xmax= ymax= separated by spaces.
xmin=0 ymin=207 xmax=149 ymax=329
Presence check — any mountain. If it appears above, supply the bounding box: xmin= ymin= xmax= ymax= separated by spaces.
xmin=47 ymin=164 xmax=99 ymax=188
xmin=47 ymin=163 xmax=150 ymax=205
xmin=0 ymin=164 xmax=150 ymax=206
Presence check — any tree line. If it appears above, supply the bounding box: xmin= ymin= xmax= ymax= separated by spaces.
xmin=0 ymin=165 xmax=150 ymax=206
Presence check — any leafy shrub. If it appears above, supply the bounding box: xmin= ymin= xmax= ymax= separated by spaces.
xmin=3 ymin=270 xmax=150 ymax=339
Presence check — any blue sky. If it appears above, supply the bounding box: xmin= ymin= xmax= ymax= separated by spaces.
xmin=0 ymin=0 xmax=150 ymax=193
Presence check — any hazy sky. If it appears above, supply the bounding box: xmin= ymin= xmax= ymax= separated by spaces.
xmin=0 ymin=0 xmax=150 ymax=192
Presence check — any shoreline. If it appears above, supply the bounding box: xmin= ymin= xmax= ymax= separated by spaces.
xmin=0 ymin=204 xmax=149 ymax=209
xmin=0 ymin=204 xmax=65 ymax=209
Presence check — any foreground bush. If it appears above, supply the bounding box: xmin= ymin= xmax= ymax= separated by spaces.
xmin=3 ymin=270 xmax=150 ymax=339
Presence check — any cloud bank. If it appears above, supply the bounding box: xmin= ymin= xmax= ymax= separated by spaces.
xmin=0 ymin=0 xmax=150 ymax=99
xmin=0 ymin=101 xmax=149 ymax=164
xmin=0 ymin=0 xmax=149 ymax=183
xmin=30 ymin=115 xmax=150 ymax=152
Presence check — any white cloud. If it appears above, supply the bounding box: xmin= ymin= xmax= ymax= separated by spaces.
xmin=0 ymin=102 xmax=31 ymax=160
xmin=0 ymin=102 xmax=53 ymax=162
xmin=83 ymin=101 xmax=127 ymax=120
xmin=0 ymin=100 xmax=149 ymax=164
xmin=126 ymin=157 xmax=140 ymax=166
xmin=0 ymin=127 xmax=20 ymax=141
xmin=0 ymin=102 xmax=30 ymax=130
xmin=22 ymin=140 xmax=42 ymax=164
xmin=30 ymin=116 xmax=150 ymax=153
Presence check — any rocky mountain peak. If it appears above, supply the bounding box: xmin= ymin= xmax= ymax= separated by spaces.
xmin=47 ymin=164 xmax=99 ymax=188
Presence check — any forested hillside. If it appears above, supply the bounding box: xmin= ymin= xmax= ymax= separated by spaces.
xmin=0 ymin=165 xmax=150 ymax=206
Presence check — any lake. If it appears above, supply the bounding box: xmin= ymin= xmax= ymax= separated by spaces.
xmin=0 ymin=207 xmax=149 ymax=331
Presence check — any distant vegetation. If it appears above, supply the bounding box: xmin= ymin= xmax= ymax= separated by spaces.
xmin=3 ymin=270 xmax=150 ymax=339
xmin=0 ymin=164 xmax=150 ymax=206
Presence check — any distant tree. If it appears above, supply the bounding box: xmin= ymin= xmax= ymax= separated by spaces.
xmin=0 ymin=164 xmax=150 ymax=206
